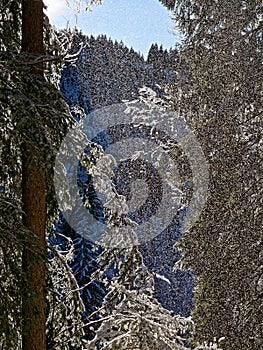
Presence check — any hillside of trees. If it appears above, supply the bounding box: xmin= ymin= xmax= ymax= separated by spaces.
xmin=60 ymin=32 xmax=181 ymax=113
xmin=58 ymin=29 xmax=194 ymax=321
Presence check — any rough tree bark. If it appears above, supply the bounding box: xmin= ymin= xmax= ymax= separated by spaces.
xmin=21 ymin=1 xmax=46 ymax=349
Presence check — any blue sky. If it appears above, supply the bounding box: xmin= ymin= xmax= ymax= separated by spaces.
xmin=45 ymin=0 xmax=181 ymax=57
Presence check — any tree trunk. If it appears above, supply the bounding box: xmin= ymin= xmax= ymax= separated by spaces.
xmin=21 ymin=1 xmax=46 ymax=349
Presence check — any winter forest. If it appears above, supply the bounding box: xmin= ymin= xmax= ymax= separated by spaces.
xmin=0 ymin=0 xmax=262 ymax=350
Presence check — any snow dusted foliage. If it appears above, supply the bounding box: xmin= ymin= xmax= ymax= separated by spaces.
xmin=47 ymin=217 xmax=107 ymax=345
xmin=46 ymin=231 xmax=85 ymax=350
xmin=54 ymin=216 xmax=106 ymax=314
xmin=84 ymin=246 xmax=192 ymax=350
xmin=59 ymin=31 xmax=180 ymax=112
xmin=53 ymin=80 xmax=208 ymax=349
xmin=58 ymin=31 xmax=196 ymax=332
xmin=170 ymin=1 xmax=262 ymax=348
xmin=194 ymin=340 xmax=224 ymax=350
xmin=55 ymin=90 xmax=208 ymax=349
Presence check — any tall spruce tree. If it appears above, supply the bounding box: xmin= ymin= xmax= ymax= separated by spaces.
xmin=170 ymin=1 xmax=262 ymax=348
xmin=0 ymin=1 xmax=102 ymax=349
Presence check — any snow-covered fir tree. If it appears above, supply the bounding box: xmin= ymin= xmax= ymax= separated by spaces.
xmin=84 ymin=245 xmax=192 ymax=350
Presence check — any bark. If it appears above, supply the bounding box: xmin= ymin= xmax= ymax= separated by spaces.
xmin=22 ymin=0 xmax=44 ymax=54
xmin=21 ymin=1 xmax=46 ymax=349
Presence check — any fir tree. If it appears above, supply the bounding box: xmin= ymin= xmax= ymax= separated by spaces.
xmin=171 ymin=1 xmax=262 ymax=348
xmin=0 ymin=1 xmax=102 ymax=348
xmin=85 ymin=246 xmax=192 ymax=350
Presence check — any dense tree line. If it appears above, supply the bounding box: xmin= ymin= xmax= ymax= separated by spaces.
xmin=60 ymin=31 xmax=180 ymax=113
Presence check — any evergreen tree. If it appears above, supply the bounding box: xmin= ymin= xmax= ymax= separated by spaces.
xmin=85 ymin=246 xmax=192 ymax=350
xmin=0 ymin=1 xmax=102 ymax=348
xmin=147 ymin=43 xmax=159 ymax=64
xmin=170 ymin=1 xmax=262 ymax=348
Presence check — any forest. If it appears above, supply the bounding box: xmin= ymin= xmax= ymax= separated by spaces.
xmin=0 ymin=0 xmax=262 ymax=349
